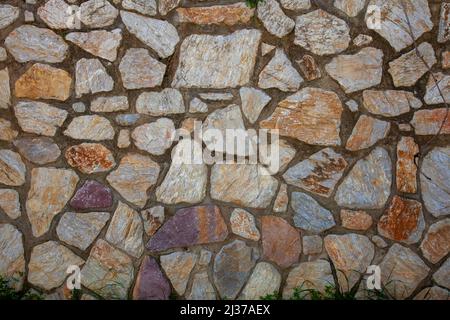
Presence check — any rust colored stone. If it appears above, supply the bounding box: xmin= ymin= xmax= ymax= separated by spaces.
xmin=65 ymin=143 xmax=116 ymax=174
xmin=340 ymin=210 xmax=373 ymax=231
xmin=420 ymin=219 xmax=450 ymax=264
xmin=411 ymin=108 xmax=450 ymax=135
xmin=176 ymin=3 xmax=254 ymax=26
xmin=396 ymin=136 xmax=419 ymax=193
xmin=296 ymin=55 xmax=321 ymax=81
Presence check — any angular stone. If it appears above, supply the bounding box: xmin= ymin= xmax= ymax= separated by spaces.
xmin=396 ymin=137 xmax=419 ymax=193
xmin=280 ymin=0 xmax=311 ymax=11
xmin=335 ymin=147 xmax=392 ymax=210
xmin=115 ymin=113 xmax=140 ymax=126
xmin=136 ymin=89 xmax=185 ymax=116
xmin=260 ymin=139 xmax=296 ymax=175
xmin=13 ymin=137 xmax=61 ymax=165
xmin=64 ymin=115 xmax=115 ymax=141
xmin=5 ymin=25 xmax=68 ymax=63
xmin=420 ymin=219 xmax=450 ymax=264
xmin=296 ymin=55 xmax=321 ymax=81
xmin=439 ymin=2 xmax=450 ymax=43
xmin=106 ymin=202 xmax=144 ymax=258
xmin=258 ymin=48 xmax=303 ymax=92
xmin=353 ymin=34 xmax=373 ymax=46
xmin=239 ymin=262 xmax=281 ymax=300
xmin=211 ymin=163 xmax=278 ymax=208
xmin=15 ymin=64 xmax=72 ymax=101
xmin=198 ymin=250 xmax=212 ymax=267
xmin=0 ymin=5 xmax=19 ymax=29
xmin=0 ymin=68 xmax=10 ymax=110
xmin=90 ymin=96 xmax=128 ymax=113
xmin=239 ymin=87 xmax=271 ymax=124
xmin=28 ymin=241 xmax=84 ymax=290
xmin=57 ymin=212 xmax=109 ymax=251
xmin=189 ymin=98 xmax=208 ymax=113
xmin=443 ymin=51 xmax=450 ymax=69
xmin=324 ymin=234 xmax=374 ymax=291
xmin=291 ymin=192 xmax=336 ymax=233
xmin=295 ymin=9 xmax=350 ymax=56
xmin=257 ymin=0 xmax=295 ymax=38
xmin=187 ymin=272 xmax=217 ymax=300
xmin=0 ymin=189 xmax=20 ymax=219
xmin=420 ymin=147 xmax=450 ymax=217
xmin=117 ymin=129 xmax=130 ymax=149
xmin=273 ymin=183 xmax=288 ymax=213
xmin=341 ymin=210 xmax=373 ymax=231
xmin=346 ymin=115 xmax=390 ymax=151
xmin=121 ymin=11 xmax=179 ymax=58
xmin=0 ymin=48 xmax=6 ymax=61
xmin=363 ymin=90 xmax=422 ymax=117
xmin=0 ymin=224 xmax=25 ymax=290
xmin=230 ymin=208 xmax=260 ymax=241
xmin=411 ymin=109 xmax=450 ymax=136
xmin=415 ymin=286 xmax=450 ymax=300
xmin=365 ymin=0 xmax=433 ymax=52
xmin=334 ymin=0 xmax=366 ymax=17
xmin=148 ymin=205 xmax=228 ymax=252
xmin=132 ymin=118 xmax=175 ymax=155
xmin=159 ymin=0 xmax=180 ymax=15
xmin=433 ymin=258 xmax=450 ymax=290
xmin=26 ymin=168 xmax=79 ymax=237
xmin=0 ymin=119 xmax=17 ymax=142
xmin=70 ymin=180 xmax=113 ymax=210
xmin=65 ymin=143 xmax=115 ymax=174
xmin=66 ymin=29 xmax=122 ymax=62
xmin=424 ymin=73 xmax=450 ymax=105
xmin=82 ymin=239 xmax=134 ymax=300
xmin=161 ymin=252 xmax=197 ymax=296
xmin=123 ymin=0 xmax=157 ymax=16
xmin=325 ymin=47 xmax=383 ymax=93
xmin=176 ymin=3 xmax=254 ymax=26
xmin=283 ymin=148 xmax=347 ymax=197
xmin=75 ymin=58 xmax=114 ymax=97
xmin=283 ymin=260 xmax=334 ymax=299
xmin=0 ymin=150 xmax=26 ymax=187
xmin=119 ymin=48 xmax=166 ymax=89
xmin=79 ymin=0 xmax=119 ymax=28
xmin=379 ymin=244 xmax=429 ymax=299
xmin=172 ymin=29 xmax=261 ymax=88
xmin=261 ymin=216 xmax=301 ymax=268
xmin=260 ymin=88 xmax=343 ymax=146
xmin=141 ymin=206 xmax=164 ymax=236
xmin=303 ymin=235 xmax=323 ymax=255
xmin=261 ymin=43 xmax=275 ymax=56
xmin=37 ymin=0 xmax=75 ymax=29
xmin=107 ymin=153 xmax=160 ymax=208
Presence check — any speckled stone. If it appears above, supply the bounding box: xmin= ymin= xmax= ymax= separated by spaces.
xmin=133 ymin=256 xmax=171 ymax=300
xmin=70 ymin=180 xmax=113 ymax=210
xmin=13 ymin=137 xmax=61 ymax=165
xmin=291 ymin=192 xmax=336 ymax=233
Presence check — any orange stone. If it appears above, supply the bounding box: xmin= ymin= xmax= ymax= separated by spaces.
xmin=15 ymin=63 xmax=72 ymax=101
xmin=443 ymin=51 xmax=450 ymax=69
xmin=65 ymin=143 xmax=116 ymax=174
xmin=420 ymin=219 xmax=450 ymax=264
xmin=176 ymin=3 xmax=254 ymax=26
xmin=396 ymin=136 xmax=419 ymax=193
xmin=411 ymin=108 xmax=450 ymax=135
xmin=340 ymin=210 xmax=373 ymax=231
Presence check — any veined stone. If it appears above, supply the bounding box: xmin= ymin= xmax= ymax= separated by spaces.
xmin=90 ymin=96 xmax=128 ymax=112
xmin=159 ymin=0 xmax=180 ymax=15
xmin=303 ymin=235 xmax=323 ymax=255
xmin=65 ymin=143 xmax=116 ymax=174
xmin=415 ymin=286 xmax=450 ymax=300
xmin=379 ymin=244 xmax=429 ymax=299
xmin=273 ymin=183 xmax=288 ymax=213
xmin=260 ymin=139 xmax=296 ymax=175
xmin=257 ymin=0 xmax=294 ymax=38
xmin=388 ymin=42 xmax=436 ymax=87
xmin=141 ymin=206 xmax=164 ymax=236
xmin=156 ymin=140 xmax=207 ymax=204
xmin=424 ymin=73 xmax=450 ymax=105
xmin=420 ymin=219 xmax=450 ymax=264
xmin=119 ymin=48 xmax=166 ymax=89
xmin=14 ymin=101 xmax=68 ymax=137
xmin=240 ymin=87 xmax=271 ymax=124
xmin=198 ymin=92 xmax=233 ymax=101
xmin=66 ymin=29 xmax=122 ymax=61
xmin=5 ymin=25 xmax=68 ymax=63
xmin=176 ymin=3 xmax=254 ymax=26
xmin=258 ymin=48 xmax=303 ymax=92
xmin=106 ymin=201 xmax=144 ymax=258
xmin=161 ymin=252 xmax=197 ymax=296
xmin=107 ymin=153 xmax=160 ymax=208
xmin=37 ymin=0 xmax=78 ymax=29
xmin=136 ymin=89 xmax=185 ymax=116
xmin=82 ymin=239 xmax=134 ymax=300
xmin=335 ymin=147 xmax=392 ymax=209
xmin=70 ymin=180 xmax=113 ymax=210
xmin=0 ymin=189 xmax=21 ymax=219
xmin=396 ymin=137 xmax=419 ymax=193
xmin=291 ymin=192 xmax=336 ymax=233
xmin=0 ymin=68 xmax=10 ymax=109
xmin=0 ymin=150 xmax=26 ymax=187
xmin=365 ymin=0 xmax=433 ymax=52
xmin=187 ymin=272 xmax=216 ymax=300
xmin=283 ymin=148 xmax=347 ymax=197
xmin=211 ymin=163 xmax=278 ymax=208
xmin=296 ymin=55 xmax=321 ymax=81
xmin=0 ymin=224 xmax=25 ymax=290
xmin=353 ymin=34 xmax=373 ymax=46
xmin=334 ymin=0 xmax=366 ymax=17
xmin=26 ymin=168 xmax=79 ymax=237
xmin=75 ymin=58 xmax=114 ymax=97
xmin=64 ymin=115 xmax=115 ymax=141
xmin=189 ymin=98 xmax=208 ymax=113
xmin=118 ymin=130 xmax=130 ymax=148
xmin=239 ymin=262 xmax=281 ymax=300
xmin=120 ymin=11 xmax=179 ymax=58
xmin=420 ymin=147 xmax=450 ymax=217
xmin=115 ymin=113 xmax=140 ymax=126
xmin=378 ymin=196 xmax=424 ymax=244
xmin=346 ymin=115 xmax=390 ymax=151
xmin=439 ymin=2 xmax=450 ymax=43
xmin=280 ymin=0 xmax=311 ymax=11
xmin=341 ymin=210 xmax=372 ymax=231
xmin=363 ymin=90 xmax=422 ymax=117
xmin=443 ymin=51 xmax=450 ymax=69
xmin=0 ymin=119 xmax=17 ymax=142
xmin=213 ymin=240 xmax=257 ymax=300
xmin=147 ymin=205 xmax=228 ymax=252
xmin=324 ymin=234 xmax=374 ymax=291
xmin=57 ymin=211 xmax=110 ymax=251
xmin=0 ymin=5 xmax=19 ymax=29
xmin=260 ymin=87 xmax=343 ymax=146
xmin=295 ymin=9 xmax=350 ymax=56
xmin=230 ymin=208 xmax=260 ymax=241
xmin=325 ymin=47 xmax=383 ymax=93
xmin=122 ymin=0 xmax=157 ymax=16
xmin=28 ymin=241 xmax=84 ymax=291
xmin=15 ymin=64 xmax=72 ymax=101
xmin=283 ymin=260 xmax=334 ymax=299
xmin=261 ymin=216 xmax=301 ymax=268
xmin=14 ymin=137 xmax=60 ymax=165
xmin=411 ymin=109 xmax=450 ymax=136
xmin=172 ymin=29 xmax=261 ymax=88
xmin=132 ymin=118 xmax=175 ymax=155
xmin=80 ymin=0 xmax=119 ymax=28
xmin=433 ymin=258 xmax=450 ymax=290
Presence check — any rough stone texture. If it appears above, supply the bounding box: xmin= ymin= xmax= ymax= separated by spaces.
xmin=132 ymin=118 xmax=175 ymax=155
xmin=411 ymin=108 xmax=450 ymax=136
xmin=0 ymin=119 xmax=17 ymax=142
xmin=65 ymin=143 xmax=115 ymax=174
xmin=415 ymin=286 xmax=450 ymax=300
xmin=0 ymin=5 xmax=19 ymax=30
xmin=136 ymin=89 xmax=185 ymax=116
xmin=443 ymin=51 xmax=450 ymax=69
xmin=280 ymin=0 xmax=311 ymax=11
xmin=257 ymin=0 xmax=295 ymax=38
xmin=0 ymin=189 xmax=21 ymax=219
xmin=363 ymin=90 xmax=422 ymax=117
xmin=0 ymin=68 xmax=10 ymax=110
xmin=230 ymin=208 xmax=260 ymax=241
xmin=64 ymin=115 xmax=114 ymax=141
xmin=159 ymin=0 xmax=180 ymax=15
xmin=79 ymin=0 xmax=119 ymax=28
xmin=423 ymin=73 xmax=450 ymax=105
xmin=66 ymin=29 xmax=122 ymax=62
xmin=123 ymin=0 xmax=157 ymax=16
xmin=13 ymin=137 xmax=61 ymax=165
xmin=346 ymin=115 xmax=390 ymax=151
xmin=0 ymin=224 xmax=25 ymax=290
xmin=161 ymin=252 xmax=197 ymax=296
xmin=189 ymin=98 xmax=208 ymax=113
xmin=353 ymin=34 xmax=373 ymax=46
xmin=75 ymin=58 xmax=114 ymax=97
xmin=176 ymin=3 xmax=254 ymax=26
xmin=433 ymin=258 xmax=450 ymax=290
xmin=0 ymin=150 xmax=26 ymax=187
xmin=187 ymin=272 xmax=217 ymax=300
xmin=302 ymin=235 xmax=323 ymax=255
xmin=141 ymin=206 xmax=164 ymax=236
xmin=259 ymin=140 xmax=300 ymax=174
xmin=291 ymin=192 xmax=336 ymax=233
xmin=334 ymin=0 xmax=366 ymax=17
xmin=273 ymin=183 xmax=288 ymax=213
xmin=70 ymin=180 xmax=113 ymax=210
xmin=439 ymin=2 xmax=450 ymax=43
xmin=37 ymin=0 xmax=76 ymax=30
xmin=240 ymin=87 xmax=271 ymax=124
xmin=340 ymin=210 xmax=373 ymax=231
xmin=296 ymin=54 xmax=321 ymax=81
xmin=396 ymin=137 xmax=419 ymax=194
xmin=91 ymin=96 xmax=128 ymax=113
xmin=239 ymin=262 xmax=281 ymax=300
xmin=420 ymin=219 xmax=450 ymax=264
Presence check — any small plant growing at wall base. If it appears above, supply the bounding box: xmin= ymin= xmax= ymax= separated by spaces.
xmin=245 ymin=0 xmax=265 ymax=9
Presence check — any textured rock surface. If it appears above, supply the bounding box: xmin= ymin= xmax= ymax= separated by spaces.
xmin=303 ymin=235 xmax=323 ymax=255
xmin=0 ymin=189 xmax=21 ymax=219
xmin=411 ymin=109 xmax=450 ymax=136
xmin=346 ymin=115 xmax=390 ymax=151
xmin=13 ymin=137 xmax=61 ymax=165
xmin=334 ymin=0 xmax=366 ymax=17
xmin=79 ymin=0 xmax=119 ymax=28
xmin=0 ymin=5 xmax=19 ymax=30
xmin=240 ymin=87 xmax=271 ymax=124
xmin=291 ymin=192 xmax=336 ymax=233
xmin=433 ymin=258 xmax=450 ymax=290
xmin=396 ymin=137 xmax=419 ymax=193
xmin=64 ymin=115 xmax=114 ymax=141
xmin=230 ymin=209 xmax=260 ymax=241
xmin=257 ymin=0 xmax=295 ymax=38
xmin=90 ymin=96 xmax=128 ymax=113
xmin=66 ymin=29 xmax=122 ymax=62
xmin=363 ymin=90 xmax=422 ymax=117
xmin=0 ymin=119 xmax=17 ymax=142
xmin=136 ymin=89 xmax=185 ymax=116
xmin=0 ymin=224 xmax=25 ymax=290
xmin=239 ymin=262 xmax=281 ymax=300
xmin=423 ymin=73 xmax=450 ymax=105
xmin=0 ymin=68 xmax=10 ymax=109
xmin=70 ymin=180 xmax=113 ymax=210
xmin=420 ymin=219 xmax=450 ymax=264
xmin=132 ymin=118 xmax=175 ymax=155
xmin=141 ymin=206 xmax=164 ymax=236
xmin=65 ymin=143 xmax=115 ymax=174
xmin=0 ymin=150 xmax=26 ymax=187
xmin=161 ymin=252 xmax=197 ymax=296
xmin=187 ymin=272 xmax=216 ymax=300
xmin=340 ymin=210 xmax=373 ymax=231
xmin=75 ymin=58 xmax=114 ymax=97
xmin=123 ymin=0 xmax=157 ymax=16
xmin=37 ymin=0 xmax=77 ymax=30
xmin=176 ymin=3 xmax=254 ymax=25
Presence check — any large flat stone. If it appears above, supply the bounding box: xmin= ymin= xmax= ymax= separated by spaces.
xmin=66 ymin=29 xmax=122 ymax=62
xmin=64 ymin=115 xmax=114 ymax=141
xmin=291 ymin=192 xmax=336 ymax=233
xmin=13 ymin=137 xmax=61 ymax=165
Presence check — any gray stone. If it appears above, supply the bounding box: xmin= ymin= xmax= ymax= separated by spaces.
xmin=433 ymin=258 xmax=450 ymax=290
xmin=240 ymin=87 xmax=271 ymax=124
xmin=66 ymin=29 xmax=122 ymax=62
xmin=0 ymin=150 xmax=26 ymax=187
xmin=0 ymin=68 xmax=10 ymax=110
xmin=72 ymin=102 xmax=86 ymax=113
xmin=257 ymin=0 xmax=295 ymax=38
xmin=136 ymin=89 xmax=185 ymax=116
xmin=303 ymin=235 xmax=323 ymax=255
xmin=291 ymin=192 xmax=336 ymax=233
xmin=280 ymin=0 xmax=311 ymax=11
xmin=115 ymin=114 xmax=140 ymax=126
xmin=75 ymin=58 xmax=114 ymax=97
xmin=363 ymin=90 xmax=422 ymax=117
xmin=438 ymin=2 xmax=450 ymax=43
xmin=132 ymin=118 xmax=175 ymax=155
xmin=239 ymin=262 xmax=281 ymax=300
xmin=187 ymin=272 xmax=217 ymax=300
xmin=122 ymin=0 xmax=157 ymax=16
xmin=0 ymin=189 xmax=21 ymax=219
xmin=198 ymin=93 xmax=233 ymax=101
xmin=161 ymin=252 xmax=197 ymax=295
xmin=80 ymin=0 xmax=119 ymax=28
xmin=90 ymin=96 xmax=128 ymax=112
xmin=159 ymin=0 xmax=180 ymax=15
xmin=13 ymin=137 xmax=61 ymax=165
xmin=334 ymin=0 xmax=366 ymax=17
xmin=0 ymin=224 xmax=25 ymax=290
xmin=37 ymin=0 xmax=77 ymax=29
xmin=423 ymin=73 xmax=450 ymax=105
xmin=420 ymin=218 xmax=450 ymax=263
xmin=345 ymin=115 xmax=390 ymax=151
xmin=0 ymin=5 xmax=20 ymax=30
xmin=64 ymin=115 xmax=115 ymax=141
xmin=189 ymin=98 xmax=208 ymax=113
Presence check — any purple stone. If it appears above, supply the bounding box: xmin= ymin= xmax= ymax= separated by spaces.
xmin=70 ymin=180 xmax=113 ymax=210
xmin=132 ymin=256 xmax=171 ymax=300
